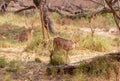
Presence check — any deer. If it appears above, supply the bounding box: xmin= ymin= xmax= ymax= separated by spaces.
xmin=51 ymin=37 xmax=80 ymax=63
xmin=15 ymin=21 xmax=34 ymax=42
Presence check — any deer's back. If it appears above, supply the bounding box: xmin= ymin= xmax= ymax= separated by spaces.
xmin=53 ymin=37 xmax=74 ymax=51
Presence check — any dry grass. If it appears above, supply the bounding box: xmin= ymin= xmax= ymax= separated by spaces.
xmin=0 ymin=13 xmax=119 ymax=81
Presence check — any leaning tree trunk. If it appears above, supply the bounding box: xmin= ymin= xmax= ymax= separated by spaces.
xmin=43 ymin=5 xmax=59 ymax=35
xmin=33 ymin=0 xmax=59 ymax=35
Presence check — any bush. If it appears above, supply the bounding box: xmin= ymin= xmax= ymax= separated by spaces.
xmin=78 ymin=57 xmax=117 ymax=78
xmin=35 ymin=58 xmax=41 ymax=63
xmin=6 ymin=60 xmax=25 ymax=73
xmin=25 ymin=35 xmax=42 ymax=52
xmin=80 ymin=35 xmax=112 ymax=52
xmin=0 ymin=41 xmax=10 ymax=48
xmin=0 ymin=57 xmax=6 ymax=68
xmin=49 ymin=50 xmax=66 ymax=65
xmin=4 ymin=75 xmax=12 ymax=81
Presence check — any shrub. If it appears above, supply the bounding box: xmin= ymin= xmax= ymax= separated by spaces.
xmin=0 ymin=57 xmax=6 ymax=68
xmin=6 ymin=60 xmax=25 ymax=73
xmin=80 ymin=35 xmax=112 ymax=52
xmin=4 ymin=75 xmax=12 ymax=81
xmin=49 ymin=50 xmax=66 ymax=65
xmin=78 ymin=57 xmax=117 ymax=78
xmin=35 ymin=58 xmax=41 ymax=63
xmin=25 ymin=35 xmax=42 ymax=52
xmin=0 ymin=41 xmax=10 ymax=48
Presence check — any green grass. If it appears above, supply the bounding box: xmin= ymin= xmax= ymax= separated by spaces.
xmin=35 ymin=58 xmax=41 ymax=63
xmin=50 ymin=50 xmax=66 ymax=65
xmin=0 ymin=13 xmax=40 ymax=27
xmin=6 ymin=60 xmax=25 ymax=73
xmin=0 ymin=40 xmax=11 ymax=48
xmin=25 ymin=35 xmax=42 ymax=52
xmin=102 ymin=13 xmax=116 ymax=28
xmin=4 ymin=75 xmax=12 ymax=81
xmin=0 ymin=13 xmax=41 ymax=47
xmin=78 ymin=57 xmax=118 ymax=78
xmin=0 ymin=57 xmax=6 ymax=68
xmin=79 ymin=35 xmax=112 ymax=52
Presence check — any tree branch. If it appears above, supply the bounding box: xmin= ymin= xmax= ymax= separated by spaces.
xmin=105 ymin=0 xmax=120 ymax=31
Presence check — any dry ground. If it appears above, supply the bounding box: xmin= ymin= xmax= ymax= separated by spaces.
xmin=0 ymin=28 xmax=119 ymax=80
xmin=0 ymin=13 xmax=119 ymax=81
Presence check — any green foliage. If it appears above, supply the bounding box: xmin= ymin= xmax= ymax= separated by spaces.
xmin=35 ymin=58 xmax=41 ymax=63
xmin=102 ymin=13 xmax=115 ymax=28
xmin=6 ymin=60 xmax=25 ymax=73
xmin=80 ymin=35 xmax=112 ymax=51
xmin=4 ymin=75 xmax=12 ymax=81
xmin=0 ymin=57 xmax=6 ymax=68
xmin=50 ymin=50 xmax=66 ymax=65
xmin=0 ymin=41 xmax=11 ymax=48
xmin=25 ymin=35 xmax=42 ymax=52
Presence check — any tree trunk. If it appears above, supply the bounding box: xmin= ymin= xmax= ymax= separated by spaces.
xmin=33 ymin=0 xmax=59 ymax=35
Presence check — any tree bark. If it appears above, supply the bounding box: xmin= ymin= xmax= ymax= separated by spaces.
xmin=33 ymin=0 xmax=59 ymax=35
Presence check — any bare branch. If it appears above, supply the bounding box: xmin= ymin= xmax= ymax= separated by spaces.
xmin=88 ymin=0 xmax=105 ymax=7
xmin=105 ymin=0 xmax=120 ymax=31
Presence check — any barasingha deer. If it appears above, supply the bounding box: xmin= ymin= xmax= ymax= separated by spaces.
xmin=52 ymin=37 xmax=80 ymax=63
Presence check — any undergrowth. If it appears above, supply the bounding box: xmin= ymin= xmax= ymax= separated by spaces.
xmin=79 ymin=35 xmax=112 ymax=51
xmin=0 ymin=40 xmax=11 ymax=48
xmin=49 ymin=50 xmax=66 ymax=65
xmin=25 ymin=35 xmax=42 ymax=52
xmin=77 ymin=56 xmax=119 ymax=80
xmin=0 ymin=57 xmax=6 ymax=68
xmin=6 ymin=60 xmax=25 ymax=73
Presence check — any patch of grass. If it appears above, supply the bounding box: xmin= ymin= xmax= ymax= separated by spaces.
xmin=80 ymin=35 xmax=112 ymax=52
xmin=0 ymin=57 xmax=6 ymax=68
xmin=50 ymin=50 xmax=66 ymax=65
xmin=25 ymin=35 xmax=42 ymax=52
xmin=6 ymin=60 xmax=25 ymax=73
xmin=102 ymin=13 xmax=116 ymax=28
xmin=78 ymin=57 xmax=117 ymax=78
xmin=0 ymin=13 xmax=40 ymax=27
xmin=65 ymin=73 xmax=86 ymax=81
xmin=4 ymin=75 xmax=12 ymax=81
xmin=0 ymin=40 xmax=11 ymax=48
xmin=25 ymin=31 xmax=53 ymax=54
xmin=35 ymin=58 xmax=41 ymax=63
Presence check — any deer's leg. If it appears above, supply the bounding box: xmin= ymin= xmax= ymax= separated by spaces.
xmin=68 ymin=53 xmax=70 ymax=63
xmin=45 ymin=22 xmax=50 ymax=39
xmin=66 ymin=51 xmax=69 ymax=64
xmin=50 ymin=50 xmax=54 ymax=64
